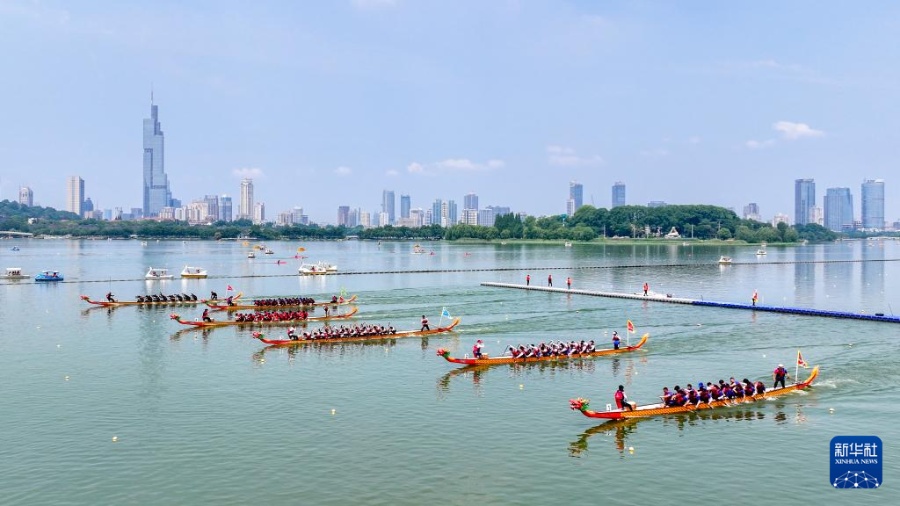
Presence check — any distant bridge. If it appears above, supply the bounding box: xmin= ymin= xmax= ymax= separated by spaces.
xmin=0 ymin=231 xmax=33 ymax=237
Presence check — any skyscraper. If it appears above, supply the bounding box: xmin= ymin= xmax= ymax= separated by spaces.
xmin=203 ymin=195 xmax=219 ymax=223
xmin=861 ymin=179 xmax=885 ymax=230
xmin=382 ymin=190 xmax=396 ymax=225
xmin=464 ymin=192 xmax=479 ymax=212
xmin=337 ymin=205 xmax=350 ymax=226
xmin=66 ymin=176 xmax=84 ymax=216
xmin=569 ymin=182 xmax=583 ymax=213
xmin=431 ymin=199 xmax=442 ymax=226
xmin=824 ymin=188 xmax=853 ymax=232
xmin=142 ymin=97 xmax=172 ymax=217
xmin=219 ymin=195 xmax=233 ymax=222
xmin=794 ymin=178 xmax=816 ymax=226
xmin=743 ymin=203 xmax=760 ymax=221
xmin=400 ymin=195 xmax=411 ymax=219
xmin=612 ymin=182 xmax=626 ymax=208
xmin=18 ymin=186 xmax=33 ymax=206
xmin=239 ymin=179 xmax=254 ymax=220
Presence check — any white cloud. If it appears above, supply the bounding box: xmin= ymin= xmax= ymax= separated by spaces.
xmin=639 ymin=148 xmax=669 ymax=158
xmin=351 ymin=0 xmax=397 ymax=9
xmin=546 ymin=145 xmax=603 ymax=166
xmin=385 ymin=169 xmax=399 ymax=176
xmin=773 ymin=121 xmax=825 ymax=140
xmin=745 ymin=139 xmax=776 ymax=150
xmin=407 ymin=162 xmax=424 ymax=173
xmin=688 ymin=136 xmax=701 ymax=145
xmin=334 ymin=166 xmax=352 ymax=176
xmin=232 ymin=167 xmax=264 ymax=179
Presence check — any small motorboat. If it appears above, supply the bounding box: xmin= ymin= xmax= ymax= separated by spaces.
xmin=35 ymin=270 xmax=64 ymax=282
xmin=264 ymin=248 xmax=274 ymax=255
xmin=146 ymin=267 xmax=174 ymax=280
xmin=756 ymin=249 xmax=767 ymax=256
xmin=181 ymin=266 xmax=208 ymax=279
xmin=248 ymin=251 xmax=256 ymax=259
xmin=718 ymin=256 xmax=733 ymax=264
xmin=298 ymin=261 xmax=338 ymax=275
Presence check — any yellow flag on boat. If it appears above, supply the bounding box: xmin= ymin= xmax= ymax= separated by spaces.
xmin=297 ymin=247 xmax=306 ymax=252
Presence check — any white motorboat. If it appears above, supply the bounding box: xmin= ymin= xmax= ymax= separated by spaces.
xmin=181 ymin=266 xmax=208 ymax=279
xmin=146 ymin=267 xmax=174 ymax=280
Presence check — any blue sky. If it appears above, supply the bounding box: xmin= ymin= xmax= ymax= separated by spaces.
xmin=1 ymin=0 xmax=898 ymax=225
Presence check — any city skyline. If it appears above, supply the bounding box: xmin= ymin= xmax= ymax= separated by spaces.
xmin=2 ymin=2 xmax=900 ymax=223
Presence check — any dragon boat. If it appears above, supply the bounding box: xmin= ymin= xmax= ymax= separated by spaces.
xmin=205 ymin=294 xmax=358 ymax=311
xmin=569 ymin=365 xmax=819 ymax=420
xmin=80 ymin=293 xmax=242 ymax=307
xmin=437 ymin=333 xmax=648 ymax=366
xmin=169 ymin=306 xmax=359 ymax=328
xmin=252 ymin=317 xmax=460 ymax=346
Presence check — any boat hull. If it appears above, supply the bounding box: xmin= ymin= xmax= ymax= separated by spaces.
xmin=254 ymin=318 xmax=460 ymax=346
xmin=439 ymin=334 xmax=648 ymax=366
xmin=572 ymin=366 xmax=819 ymax=420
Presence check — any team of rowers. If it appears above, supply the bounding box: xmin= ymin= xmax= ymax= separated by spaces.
xmin=285 ymin=323 xmax=397 ymax=340
xmin=658 ymin=377 xmax=768 ymax=407
xmin=245 ymin=295 xmax=345 ymax=307
xmin=233 ymin=310 xmax=314 ymax=322
xmin=132 ymin=293 xmax=199 ymax=303
xmin=506 ymin=340 xmax=598 ymax=358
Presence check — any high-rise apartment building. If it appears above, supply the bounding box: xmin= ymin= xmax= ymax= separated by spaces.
xmin=464 ymin=192 xmax=479 ymax=212
xmin=743 ymin=203 xmax=760 ymax=221
xmin=569 ymin=182 xmax=583 ymax=213
xmin=18 ymin=186 xmax=33 ymax=206
xmin=142 ymin=97 xmax=172 ymax=217
xmin=612 ymin=182 xmax=626 ymax=208
xmin=203 ymin=195 xmax=219 ymax=223
xmin=447 ymin=200 xmax=457 ymax=225
xmin=431 ymin=199 xmax=442 ymax=226
xmin=382 ymin=190 xmax=395 ymax=225
xmin=253 ymin=202 xmax=265 ymax=225
xmin=239 ymin=179 xmax=254 ymax=220
xmin=400 ymin=195 xmax=411 ymax=219
xmin=66 ymin=176 xmax=84 ymax=216
xmin=794 ymin=178 xmax=816 ymax=226
xmin=861 ymin=179 xmax=885 ymax=230
xmin=337 ymin=206 xmax=350 ymax=226
xmin=824 ymin=188 xmax=854 ymax=232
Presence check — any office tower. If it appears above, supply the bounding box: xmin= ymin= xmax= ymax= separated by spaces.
xmin=83 ymin=197 xmax=94 ymax=215
xmin=447 ymin=200 xmax=458 ymax=225
xmin=400 ymin=195 xmax=411 ymax=219
xmin=794 ymin=178 xmax=816 ymax=226
xmin=142 ymin=97 xmax=172 ymax=217
xmin=337 ymin=206 xmax=350 ymax=226
xmin=569 ymin=182 xmax=583 ymax=212
xmin=19 ymin=186 xmax=33 ymax=206
xmin=566 ymin=199 xmax=576 ymax=217
xmin=66 ymin=176 xmax=84 ymax=216
xmin=824 ymin=188 xmax=854 ymax=232
xmin=861 ymin=179 xmax=885 ymax=230
xmin=382 ymin=190 xmax=395 ymax=225
xmin=239 ymin=179 xmax=254 ymax=220
xmin=219 ymin=195 xmax=233 ymax=222
xmin=203 ymin=195 xmax=219 ymax=223
xmin=291 ymin=207 xmax=307 ymax=225
xmin=431 ymin=199 xmax=442 ymax=226
xmin=253 ymin=202 xmax=265 ymax=224
xmin=612 ymin=182 xmax=626 ymax=208
xmin=743 ymin=203 xmax=760 ymax=221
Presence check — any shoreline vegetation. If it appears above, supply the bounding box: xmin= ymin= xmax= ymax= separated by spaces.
xmin=2 ymin=200 xmax=889 ymax=244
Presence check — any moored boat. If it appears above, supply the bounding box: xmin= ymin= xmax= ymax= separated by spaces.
xmin=169 ymin=306 xmax=359 ymax=328
xmin=146 ymin=267 xmax=174 ymax=280
xmin=298 ymin=261 xmax=337 ymax=275
xmin=437 ymin=333 xmax=648 ymax=366
xmin=248 ymin=251 xmax=256 ymax=259
xmin=718 ymin=256 xmax=733 ymax=264
xmin=206 ymin=294 xmax=358 ymax=311
xmin=35 ymin=270 xmax=64 ymax=282
xmin=252 ymin=317 xmax=460 ymax=346
xmin=569 ymin=365 xmax=819 ymax=420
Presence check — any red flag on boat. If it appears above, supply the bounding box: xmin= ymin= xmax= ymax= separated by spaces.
xmin=226 ymin=285 xmax=233 ymax=291
xmin=626 ymin=320 xmax=635 ymax=333
xmin=797 ymin=350 xmax=809 ymax=369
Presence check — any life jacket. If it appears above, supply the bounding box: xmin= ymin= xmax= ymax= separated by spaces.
xmin=614 ymin=390 xmax=625 ymax=408
xmin=775 ymin=367 xmax=787 ymax=377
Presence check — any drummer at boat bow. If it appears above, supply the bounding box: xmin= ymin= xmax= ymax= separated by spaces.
xmin=614 ymin=385 xmax=635 ymax=411
xmin=106 ymin=292 xmax=116 ymax=303
xmin=473 ymin=340 xmax=484 ymax=358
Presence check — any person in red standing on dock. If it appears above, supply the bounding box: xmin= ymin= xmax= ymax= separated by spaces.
xmin=526 ymin=274 xmax=530 ymax=286
xmin=548 ymin=274 xmax=553 ymax=287
xmin=567 ymin=277 xmax=572 ymax=290
xmin=643 ymin=282 xmax=649 ymax=296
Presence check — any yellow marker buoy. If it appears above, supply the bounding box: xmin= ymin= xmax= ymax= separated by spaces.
xmin=628 ymin=447 xmax=634 ymax=454
xmin=519 ymin=384 xmax=524 ymax=390
xmin=112 ymin=436 xmax=118 ymax=442
xmin=65 ymin=376 xmax=69 ymax=381
xmin=331 ymin=409 xmax=336 ymax=415
xmin=829 ymin=408 xmax=835 ymax=413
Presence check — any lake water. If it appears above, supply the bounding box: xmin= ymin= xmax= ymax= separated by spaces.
xmin=1 ymin=238 xmax=897 ymax=505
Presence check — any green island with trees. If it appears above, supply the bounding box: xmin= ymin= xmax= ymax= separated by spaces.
xmin=0 ymin=200 xmax=877 ymax=243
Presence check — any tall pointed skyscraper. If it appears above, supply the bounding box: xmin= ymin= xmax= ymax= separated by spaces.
xmin=143 ymin=95 xmax=172 ymax=217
